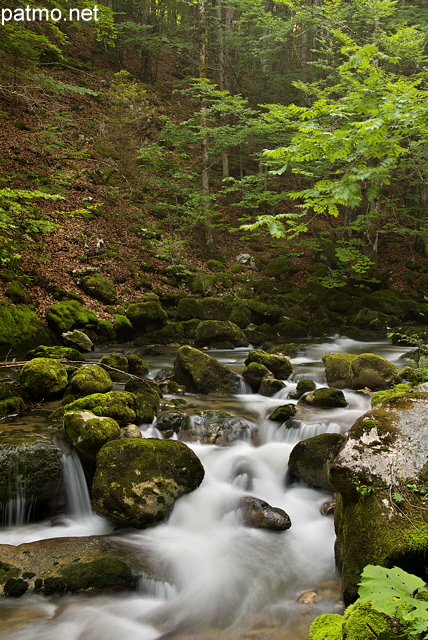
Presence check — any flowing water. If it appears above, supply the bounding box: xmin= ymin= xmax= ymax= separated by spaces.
xmin=0 ymin=335 xmax=413 ymax=639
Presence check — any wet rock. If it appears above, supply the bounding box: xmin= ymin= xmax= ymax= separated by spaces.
xmin=64 ymin=411 xmax=121 ymax=461
xmin=330 ymin=388 xmax=428 ymax=604
xmin=268 ymin=404 xmax=297 ymax=422
xmin=186 ymin=411 xmax=251 ymax=445
xmin=288 ymin=433 xmax=345 ymax=491
xmin=78 ymin=272 xmax=117 ymax=305
xmin=4 ymin=578 xmax=29 ymax=598
xmin=121 ymin=424 xmax=142 ymax=438
xmin=195 ymin=320 xmax=248 ymax=349
xmin=93 ymin=438 xmax=205 ymax=528
xmin=297 ymin=590 xmax=318 ymax=604
xmin=19 ymin=358 xmax=68 ymax=401
xmin=322 ymin=352 xmax=401 ymax=390
xmin=46 ymin=300 xmax=98 ymax=335
xmin=26 ymin=345 xmax=85 ymax=362
xmin=67 ymin=364 xmax=113 ymax=398
xmin=0 ymin=436 xmax=62 ymax=523
xmin=245 ymin=350 xmax=292 ymax=380
xmin=259 ymin=376 xmax=285 ymax=397
xmin=126 ymin=301 xmax=168 ymax=334
xmin=53 ymin=391 xmax=156 ymax=425
xmin=113 ymin=315 xmax=134 ymax=341
xmin=238 ymin=496 xmax=291 ymax=531
xmin=99 ymin=354 xmax=130 ymax=381
xmin=0 ymin=396 xmax=25 ymax=418
xmin=172 ymin=345 xmax=240 ymax=396
xmin=156 ymin=411 xmax=190 ymax=436
xmin=288 ymin=378 xmax=316 ymax=400
xmin=320 ymin=500 xmax=335 ymax=516
xmin=62 ymin=329 xmax=94 ymax=352
xmin=242 ymin=362 xmax=270 ymax=391
xmin=298 ymin=387 xmax=348 ymax=409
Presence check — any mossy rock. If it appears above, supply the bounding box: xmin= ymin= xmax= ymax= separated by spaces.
xmin=0 ymin=396 xmax=25 ymax=418
xmin=19 ymin=357 xmax=68 ymax=401
xmin=371 ymin=384 xmax=412 ymax=407
xmin=239 ymin=299 xmax=283 ymax=325
xmin=46 ymin=300 xmax=98 ymax=335
xmin=229 ymin=303 xmax=252 ymax=329
xmin=360 ymin=289 xmax=422 ymax=321
xmin=96 ymin=319 xmax=116 ymax=343
xmin=68 ymin=364 xmax=113 ymax=397
xmin=26 ymin=345 xmax=85 ymax=362
xmin=268 ymin=343 xmax=300 ymax=357
xmin=0 ymin=303 xmax=57 ymax=357
xmin=78 ymin=273 xmax=117 ymax=305
xmin=194 ymin=320 xmax=248 ymax=348
xmin=125 ymin=301 xmax=168 ymax=333
xmin=124 ymin=378 xmax=162 ymax=408
xmin=59 ymin=556 xmax=138 ymax=593
xmin=245 ymin=350 xmax=292 ymax=380
xmin=349 ymin=309 xmax=393 ymax=331
xmin=62 ymin=329 xmax=94 ymax=352
xmin=173 ymin=345 xmax=240 ymax=396
xmin=176 ymin=297 xmax=232 ymax=321
xmin=289 ymin=378 xmax=317 ymax=399
xmin=64 ymin=411 xmax=121 ymax=461
xmin=189 ymin=272 xmax=232 ymax=295
xmin=4 ymin=578 xmax=29 ymax=598
xmin=99 ymin=354 xmax=130 ymax=381
xmin=264 ymin=256 xmax=298 ymax=280
xmin=113 ymin=315 xmax=134 ymax=341
xmin=242 ymin=361 xmax=270 ymax=391
xmin=309 ymin=613 xmax=343 ymax=640
xmin=342 ymin=600 xmax=396 ymax=639
xmin=268 ymin=404 xmax=297 ymax=422
xmin=133 ymin=322 xmax=184 ymax=345
xmin=126 ymin=354 xmax=149 ymax=377
xmin=322 ymin=353 xmax=401 ymax=390
xmin=5 ymin=281 xmax=32 ymax=305
xmin=52 ymin=391 xmax=155 ymax=425
xmin=288 ymin=432 xmax=346 ymax=490
xmin=273 ymin=318 xmax=308 ymax=339
xmin=0 ymin=436 xmax=62 ymax=520
xmin=259 ymin=377 xmax=285 ymax=396
xmin=92 ymin=438 xmax=205 ymax=528
xmin=299 ymin=387 xmax=348 ymax=409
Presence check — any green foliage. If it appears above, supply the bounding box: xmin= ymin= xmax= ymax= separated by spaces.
xmin=358 ymin=564 xmax=428 ymax=638
xmin=0 ymin=188 xmax=63 ymax=265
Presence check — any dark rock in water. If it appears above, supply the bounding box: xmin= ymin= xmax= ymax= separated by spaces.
xmin=288 ymin=433 xmax=345 ymax=491
xmin=259 ymin=376 xmax=285 ymax=397
xmin=4 ymin=578 xmax=29 ymax=598
xmin=185 ymin=411 xmax=251 ymax=446
xmin=195 ymin=320 xmax=249 ymax=349
xmin=268 ymin=404 xmax=297 ymax=422
xmin=172 ymin=345 xmax=240 ymax=396
xmin=322 ymin=352 xmax=401 ymax=390
xmin=245 ymin=350 xmax=292 ymax=380
xmin=320 ymin=500 xmax=335 ymax=516
xmin=156 ymin=411 xmax=190 ymax=436
xmin=238 ymin=496 xmax=291 ymax=531
xmin=0 ymin=436 xmax=62 ymax=523
xmin=298 ymin=387 xmax=348 ymax=409
xmin=93 ymin=438 xmax=205 ymax=528
xmin=242 ymin=361 xmax=270 ymax=391
xmin=288 ymin=378 xmax=316 ymax=400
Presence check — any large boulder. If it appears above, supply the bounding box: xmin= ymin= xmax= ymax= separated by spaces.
xmin=64 ymin=411 xmax=121 ymax=462
xmin=26 ymin=345 xmax=85 ymax=362
xmin=67 ymin=364 xmax=113 ymax=398
xmin=176 ymin=297 xmax=232 ymax=321
xmin=92 ymin=438 xmax=205 ymax=528
xmin=185 ymin=411 xmax=251 ymax=445
xmin=0 ymin=303 xmax=57 ymax=357
xmin=322 ymin=353 xmax=401 ymax=390
xmin=194 ymin=320 xmax=248 ymax=348
xmin=62 ymin=329 xmax=94 ymax=352
xmin=242 ymin=361 xmax=270 ymax=391
xmin=78 ymin=272 xmax=117 ymax=305
xmin=330 ymin=387 xmax=428 ymax=604
xmin=298 ymin=387 xmax=348 ymax=409
xmin=244 ymin=350 xmax=292 ymax=380
xmin=0 ymin=436 xmax=62 ymax=523
xmin=99 ymin=354 xmax=130 ymax=381
xmin=19 ymin=357 xmax=68 ymax=401
xmin=288 ymin=432 xmax=346 ymax=491
xmin=172 ymin=345 xmax=241 ymax=395
xmin=53 ymin=391 xmax=156 ymax=425
xmin=46 ymin=300 xmax=98 ymax=335
xmin=125 ymin=301 xmax=168 ymax=333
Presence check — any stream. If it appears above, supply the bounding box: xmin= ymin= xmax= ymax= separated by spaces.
xmin=0 ymin=334 xmax=411 ymax=639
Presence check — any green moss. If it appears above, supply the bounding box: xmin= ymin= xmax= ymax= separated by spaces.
xmin=349 ymin=408 xmax=398 ymax=445
xmin=68 ymin=364 xmax=113 ymax=397
xmin=46 ymin=300 xmax=98 ymax=334
xmin=268 ymin=343 xmax=300 ymax=357
xmin=195 ymin=320 xmax=248 ymax=348
xmin=371 ymin=384 xmax=412 ymax=407
xmin=0 ymin=396 xmax=25 ymax=418
xmin=64 ymin=411 xmax=121 ymax=460
xmin=296 ymin=378 xmax=316 ymax=394
xmin=19 ymin=357 xmax=68 ymax=401
xmin=52 ymin=391 xmax=153 ymax=425
xmin=0 ymin=562 xmax=21 ymax=583
xmin=268 ymin=404 xmax=297 ymax=422
xmin=309 ymin=613 xmax=343 ymax=640
xmin=26 ymin=345 xmax=85 ymax=361
xmin=60 ymin=557 xmax=137 ymax=592
xmin=96 ymin=319 xmax=116 ymax=343
xmin=133 ymin=322 xmax=184 ymax=345
xmin=259 ymin=377 xmax=285 ymax=396
xmin=242 ymin=361 xmax=270 ymax=391
xmin=172 ymin=345 xmax=240 ymax=396
xmin=0 ymin=303 xmax=57 ymax=357
xmin=99 ymin=354 xmax=130 ymax=381
xmin=126 ymin=301 xmax=168 ymax=333
xmin=300 ymin=387 xmax=348 ymax=409
xmin=244 ymin=350 xmax=292 ymax=379
xmin=5 ymin=281 xmax=32 ymax=305
xmin=79 ymin=273 xmax=117 ymax=304
xmin=176 ymin=297 xmax=232 ymax=321
xmin=229 ymin=303 xmax=252 ymax=329
xmin=322 ymin=352 xmax=401 ymax=390
xmin=342 ymin=601 xmax=395 ymax=639
xmin=113 ymin=315 xmax=134 ymax=341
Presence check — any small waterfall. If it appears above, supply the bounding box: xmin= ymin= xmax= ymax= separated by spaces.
xmin=62 ymin=450 xmax=92 ymax=518
xmin=3 ymin=480 xmax=29 ymax=527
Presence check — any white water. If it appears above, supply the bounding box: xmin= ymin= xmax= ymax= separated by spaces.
xmin=0 ymin=335 xmax=412 ymax=639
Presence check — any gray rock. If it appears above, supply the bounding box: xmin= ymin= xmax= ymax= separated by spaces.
xmin=185 ymin=411 xmax=251 ymax=446
xmin=62 ymin=330 xmax=94 ymax=352
xmin=238 ymin=496 xmax=291 ymax=531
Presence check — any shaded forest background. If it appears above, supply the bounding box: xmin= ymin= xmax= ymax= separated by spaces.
xmin=0 ymin=0 xmax=428 ymax=333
